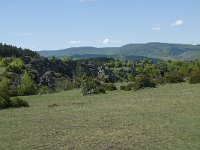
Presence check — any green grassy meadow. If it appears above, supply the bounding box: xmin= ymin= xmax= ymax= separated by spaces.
xmin=0 ymin=83 xmax=200 ymax=149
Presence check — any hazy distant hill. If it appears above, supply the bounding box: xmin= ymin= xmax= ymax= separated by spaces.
xmin=38 ymin=42 xmax=200 ymax=61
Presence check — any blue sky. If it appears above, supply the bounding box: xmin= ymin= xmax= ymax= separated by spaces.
xmin=0 ymin=0 xmax=200 ymax=50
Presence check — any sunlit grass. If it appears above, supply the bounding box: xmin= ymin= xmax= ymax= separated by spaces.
xmin=0 ymin=83 xmax=200 ymax=149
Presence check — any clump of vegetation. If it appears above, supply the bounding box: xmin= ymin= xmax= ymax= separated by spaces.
xmin=189 ymin=70 xmax=200 ymax=84
xmin=11 ymin=97 xmax=29 ymax=108
xmin=165 ymin=72 xmax=184 ymax=83
xmin=120 ymin=76 xmax=156 ymax=91
xmin=0 ymin=58 xmax=7 ymax=67
xmin=38 ymin=86 xmax=51 ymax=95
xmin=133 ymin=76 xmax=156 ymax=90
xmin=0 ymin=94 xmax=12 ymax=109
xmin=120 ymin=85 xmax=126 ymax=90
xmin=82 ymin=78 xmax=106 ymax=95
xmin=19 ymin=71 xmax=37 ymax=96
xmin=8 ymin=58 xmax=25 ymax=73
xmin=102 ymin=83 xmax=117 ymax=91
xmin=125 ymin=83 xmax=134 ymax=91
xmin=0 ymin=76 xmax=10 ymax=93
xmin=120 ymin=83 xmax=134 ymax=91
xmin=0 ymin=93 xmax=29 ymax=109
xmin=155 ymin=77 xmax=166 ymax=85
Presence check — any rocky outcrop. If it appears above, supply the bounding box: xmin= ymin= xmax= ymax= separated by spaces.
xmin=79 ymin=63 xmax=99 ymax=76
xmin=23 ymin=57 xmax=77 ymax=86
xmin=39 ymin=71 xmax=60 ymax=88
xmin=98 ymin=67 xmax=117 ymax=83
xmin=22 ymin=57 xmax=117 ymax=87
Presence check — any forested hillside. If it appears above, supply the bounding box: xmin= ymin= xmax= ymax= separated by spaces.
xmin=38 ymin=42 xmax=200 ymax=60
xmin=0 ymin=43 xmax=39 ymax=58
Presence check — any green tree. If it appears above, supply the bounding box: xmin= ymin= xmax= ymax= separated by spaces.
xmin=61 ymin=57 xmax=72 ymax=63
xmin=114 ymin=60 xmax=122 ymax=68
xmin=20 ymin=71 xmax=37 ymax=95
xmin=8 ymin=58 xmax=25 ymax=73
xmin=0 ymin=58 xmax=7 ymax=67
xmin=0 ymin=76 xmax=10 ymax=95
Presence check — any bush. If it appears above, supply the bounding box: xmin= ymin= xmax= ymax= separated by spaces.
xmin=0 ymin=95 xmax=29 ymax=109
xmin=155 ymin=77 xmax=166 ymax=85
xmin=8 ymin=58 xmax=25 ymax=73
xmin=133 ymin=76 xmax=156 ymax=91
xmin=124 ymin=84 xmax=132 ymax=91
xmin=0 ymin=95 xmax=12 ymax=109
xmin=20 ymin=71 xmax=37 ymax=96
xmin=165 ymin=73 xmax=184 ymax=83
xmin=82 ymin=84 xmax=106 ymax=95
xmin=120 ymin=83 xmax=134 ymax=91
xmin=0 ymin=76 xmax=10 ymax=93
xmin=96 ymin=87 xmax=106 ymax=94
xmin=102 ymin=83 xmax=117 ymax=91
xmin=38 ymin=86 xmax=50 ymax=95
xmin=0 ymin=59 xmax=7 ymax=67
xmin=189 ymin=73 xmax=200 ymax=84
xmin=7 ymin=88 xmax=20 ymax=97
xmin=120 ymin=85 xmax=126 ymax=90
xmin=82 ymin=78 xmax=106 ymax=95
xmin=12 ymin=97 xmax=29 ymax=108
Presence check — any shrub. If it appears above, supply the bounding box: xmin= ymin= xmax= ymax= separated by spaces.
xmin=0 ymin=59 xmax=7 ymax=67
xmin=8 ymin=58 xmax=25 ymax=73
xmin=165 ymin=73 xmax=184 ymax=83
xmin=38 ymin=86 xmax=50 ymax=95
xmin=127 ymin=74 xmax=135 ymax=82
xmin=7 ymin=88 xmax=19 ymax=97
xmin=189 ymin=73 xmax=200 ymax=84
xmin=120 ymin=83 xmax=134 ymax=91
xmin=102 ymin=83 xmax=117 ymax=91
xmin=0 ymin=95 xmax=29 ymax=109
xmin=124 ymin=84 xmax=132 ymax=91
xmin=120 ymin=85 xmax=126 ymax=90
xmin=155 ymin=77 xmax=166 ymax=85
xmin=0 ymin=76 xmax=10 ymax=94
xmin=96 ymin=87 xmax=106 ymax=94
xmin=82 ymin=78 xmax=106 ymax=95
xmin=0 ymin=95 xmax=12 ymax=109
xmin=133 ymin=76 xmax=156 ymax=91
xmin=12 ymin=97 xmax=29 ymax=108
xmin=20 ymin=71 xmax=37 ymax=96
xmin=82 ymin=84 xmax=106 ymax=95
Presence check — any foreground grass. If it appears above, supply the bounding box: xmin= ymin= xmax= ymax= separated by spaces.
xmin=0 ymin=83 xmax=200 ymax=149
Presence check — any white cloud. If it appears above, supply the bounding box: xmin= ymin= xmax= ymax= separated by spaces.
xmin=103 ymin=38 xmax=111 ymax=44
xmin=80 ymin=0 xmax=96 ymax=2
xmin=152 ymin=25 xmax=161 ymax=31
xmin=102 ymin=38 xmax=121 ymax=44
xmin=67 ymin=40 xmax=82 ymax=44
xmin=171 ymin=19 xmax=184 ymax=26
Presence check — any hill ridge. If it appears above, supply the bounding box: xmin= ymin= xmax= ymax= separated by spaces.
xmin=38 ymin=42 xmax=200 ymax=60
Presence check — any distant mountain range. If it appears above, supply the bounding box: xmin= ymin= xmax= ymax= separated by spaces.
xmin=38 ymin=42 xmax=200 ymax=61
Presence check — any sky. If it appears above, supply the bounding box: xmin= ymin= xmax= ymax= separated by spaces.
xmin=0 ymin=0 xmax=200 ymax=51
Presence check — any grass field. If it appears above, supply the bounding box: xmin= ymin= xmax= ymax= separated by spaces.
xmin=0 ymin=83 xmax=200 ymax=149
